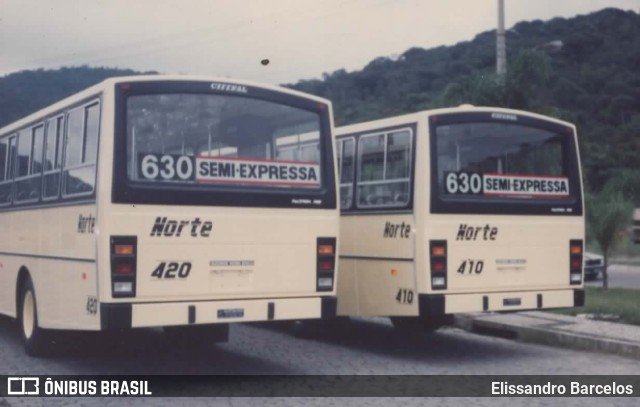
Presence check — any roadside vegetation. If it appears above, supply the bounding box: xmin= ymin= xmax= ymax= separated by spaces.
xmin=555 ymin=287 xmax=640 ymax=326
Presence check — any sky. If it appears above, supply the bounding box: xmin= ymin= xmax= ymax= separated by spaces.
xmin=0 ymin=0 xmax=638 ymax=84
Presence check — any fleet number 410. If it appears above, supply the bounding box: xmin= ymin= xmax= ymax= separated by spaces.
xmin=457 ymin=260 xmax=484 ymax=275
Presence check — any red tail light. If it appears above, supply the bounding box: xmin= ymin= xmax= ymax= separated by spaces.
xmin=430 ymin=240 xmax=447 ymax=290
xmin=318 ymin=244 xmax=334 ymax=255
xmin=317 ymin=237 xmax=336 ymax=291
xmin=111 ymin=236 xmax=137 ymax=297
xmin=114 ymin=244 xmax=135 ymax=256
xmin=569 ymin=239 xmax=583 ymax=285
xmin=319 ymin=260 xmax=334 ymax=272
xmin=114 ymin=262 xmax=134 ymax=274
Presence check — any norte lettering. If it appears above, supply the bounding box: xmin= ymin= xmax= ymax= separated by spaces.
xmin=150 ymin=216 xmax=213 ymax=237
xmin=456 ymin=224 xmax=498 ymax=241
xmin=77 ymin=214 xmax=95 ymax=234
xmin=383 ymin=221 xmax=411 ymax=238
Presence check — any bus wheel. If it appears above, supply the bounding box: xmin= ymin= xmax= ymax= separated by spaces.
xmin=390 ymin=316 xmax=442 ymax=335
xmin=18 ymin=278 xmax=51 ymax=357
xmin=163 ymin=324 xmax=229 ymax=347
xmin=291 ymin=320 xmax=319 ymax=339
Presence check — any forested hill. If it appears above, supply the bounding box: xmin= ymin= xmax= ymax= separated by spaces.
xmin=0 ymin=67 xmax=151 ymax=128
xmin=290 ymin=8 xmax=639 ymax=128
xmin=0 ymin=8 xmax=638 ymax=195
xmin=288 ymin=8 xmax=640 ymax=194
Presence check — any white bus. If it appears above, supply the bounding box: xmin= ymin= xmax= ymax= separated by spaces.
xmin=334 ymin=106 xmax=585 ymax=332
xmin=0 ymin=76 xmax=339 ymax=356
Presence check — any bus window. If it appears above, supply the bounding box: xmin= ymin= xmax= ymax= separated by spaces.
xmin=356 ymin=129 xmax=411 ymax=208
xmin=65 ymin=108 xmax=84 ymax=168
xmin=84 ymin=104 xmax=100 ymax=163
xmin=15 ymin=125 xmax=44 ymax=203
xmin=435 ymin=122 xmax=574 ymax=204
xmin=337 ymin=138 xmax=355 ymax=209
xmin=0 ymin=136 xmax=15 ymax=205
xmin=63 ymin=102 xmax=99 ymax=197
xmin=43 ymin=116 xmax=64 ymax=200
xmin=126 ymin=94 xmax=323 ymax=191
xmin=16 ymin=129 xmax=31 ymax=179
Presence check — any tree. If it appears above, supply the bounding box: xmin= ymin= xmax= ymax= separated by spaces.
xmin=437 ymin=50 xmax=551 ymax=111
xmin=585 ymin=190 xmax=633 ymax=289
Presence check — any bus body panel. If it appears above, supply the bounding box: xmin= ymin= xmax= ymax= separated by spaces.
xmin=131 ymin=296 xmax=326 ymax=328
xmin=0 ymin=204 xmax=100 ymax=330
xmin=426 ymin=215 xmax=583 ymax=294
xmin=445 ymin=289 xmax=575 ymax=313
xmin=99 ymin=206 xmax=338 ymax=302
xmin=337 ymin=213 xmax=416 ymax=316
xmin=337 ymin=257 xmax=418 ymax=316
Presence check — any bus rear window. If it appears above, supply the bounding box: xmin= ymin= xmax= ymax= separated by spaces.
xmin=126 ymin=94 xmax=323 ymax=190
xmin=431 ymin=116 xmax=582 ymax=215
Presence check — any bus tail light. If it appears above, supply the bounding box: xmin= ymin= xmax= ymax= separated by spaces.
xmin=114 ymin=243 xmax=135 ymax=256
xmin=317 ymin=237 xmax=336 ymax=292
xmin=318 ymin=244 xmax=335 ymax=256
xmin=114 ymin=262 xmax=134 ymax=274
xmin=111 ymin=236 xmax=137 ymax=298
xmin=570 ymin=239 xmax=583 ymax=285
xmin=430 ymin=240 xmax=447 ymax=290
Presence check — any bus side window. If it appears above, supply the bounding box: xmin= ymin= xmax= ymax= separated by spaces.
xmin=356 ymin=129 xmax=411 ymax=209
xmin=43 ymin=116 xmax=64 ymax=200
xmin=0 ymin=139 xmax=6 ymax=182
xmin=0 ymin=136 xmax=15 ymax=206
xmin=338 ymin=138 xmax=355 ymax=209
xmin=63 ymin=102 xmax=100 ymax=197
xmin=15 ymin=125 xmax=44 ymax=203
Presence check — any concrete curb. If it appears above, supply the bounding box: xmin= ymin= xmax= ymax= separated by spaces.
xmin=454 ymin=313 xmax=640 ymax=360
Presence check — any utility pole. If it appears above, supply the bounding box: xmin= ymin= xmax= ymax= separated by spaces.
xmin=496 ymin=0 xmax=507 ymax=76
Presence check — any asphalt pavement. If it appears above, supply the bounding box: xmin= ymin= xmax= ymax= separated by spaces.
xmin=585 ymin=263 xmax=640 ymax=289
xmin=455 ymin=262 xmax=640 ymax=360
xmin=455 ymin=311 xmax=640 ymax=360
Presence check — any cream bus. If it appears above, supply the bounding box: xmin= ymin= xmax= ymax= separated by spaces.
xmin=0 ymin=76 xmax=338 ymax=356
xmin=334 ymin=106 xmax=584 ymax=332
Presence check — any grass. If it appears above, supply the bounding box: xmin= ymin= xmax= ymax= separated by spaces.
xmin=553 ymin=287 xmax=640 ymax=326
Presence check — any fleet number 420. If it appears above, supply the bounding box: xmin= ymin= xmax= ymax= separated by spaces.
xmin=151 ymin=262 xmax=192 ymax=279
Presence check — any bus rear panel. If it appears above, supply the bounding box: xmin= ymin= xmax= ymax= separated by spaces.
xmin=100 ymin=78 xmax=339 ymax=330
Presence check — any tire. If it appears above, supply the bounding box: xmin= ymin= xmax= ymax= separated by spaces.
xmin=163 ymin=324 xmax=229 ymax=347
xmin=291 ymin=319 xmax=319 ymax=339
xmin=18 ymin=277 xmax=51 ymax=357
xmin=291 ymin=317 xmax=350 ymax=339
xmin=390 ymin=316 xmax=442 ymax=335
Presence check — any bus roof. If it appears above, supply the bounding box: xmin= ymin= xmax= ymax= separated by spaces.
xmin=0 ymin=75 xmax=332 ymax=137
xmin=334 ymin=105 xmax=576 ymax=138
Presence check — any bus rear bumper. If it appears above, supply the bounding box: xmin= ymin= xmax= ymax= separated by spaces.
xmin=420 ymin=289 xmax=582 ymax=317
xmin=100 ymin=296 xmax=337 ymax=330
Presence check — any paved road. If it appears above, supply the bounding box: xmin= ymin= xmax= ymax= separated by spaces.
xmin=586 ymin=264 xmax=640 ymax=289
xmin=1 ymin=315 xmax=639 ymax=406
